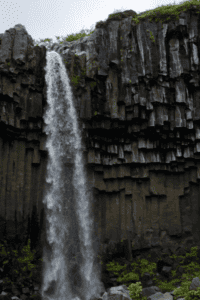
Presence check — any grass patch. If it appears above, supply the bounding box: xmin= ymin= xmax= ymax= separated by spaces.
xmin=132 ymin=0 xmax=200 ymax=25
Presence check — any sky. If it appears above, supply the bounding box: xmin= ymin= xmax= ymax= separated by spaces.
xmin=1 ymin=0 xmax=191 ymax=45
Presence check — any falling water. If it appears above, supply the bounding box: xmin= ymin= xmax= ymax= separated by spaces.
xmin=41 ymin=51 xmax=105 ymax=300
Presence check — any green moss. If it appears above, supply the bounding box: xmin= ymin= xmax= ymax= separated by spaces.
xmin=69 ymin=57 xmax=97 ymax=88
xmin=131 ymin=0 xmax=200 ymax=26
xmin=33 ymin=28 xmax=96 ymax=48
xmin=108 ymin=12 xmax=124 ymax=19
xmin=90 ymin=81 xmax=97 ymax=88
xmin=71 ymin=75 xmax=80 ymax=86
xmin=146 ymin=30 xmax=155 ymax=43
xmin=70 ymin=60 xmax=86 ymax=88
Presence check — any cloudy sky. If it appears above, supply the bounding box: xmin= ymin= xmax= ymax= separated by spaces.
xmin=1 ymin=0 xmax=190 ymax=45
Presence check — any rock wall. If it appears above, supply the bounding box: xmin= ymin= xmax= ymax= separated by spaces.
xmin=1 ymin=3 xmax=200 ymax=259
xmin=0 ymin=24 xmax=48 ymax=252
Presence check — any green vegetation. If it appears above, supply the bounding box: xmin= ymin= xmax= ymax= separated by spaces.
xmin=132 ymin=0 xmax=200 ymax=26
xmin=33 ymin=0 xmax=200 ymax=50
xmin=0 ymin=239 xmax=43 ymax=288
xmin=1 ymin=238 xmax=200 ymax=300
xmin=128 ymin=282 xmax=145 ymax=300
xmin=104 ymin=245 xmax=200 ymax=300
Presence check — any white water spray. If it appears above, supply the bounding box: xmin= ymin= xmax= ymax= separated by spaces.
xmin=41 ymin=50 xmax=105 ymax=300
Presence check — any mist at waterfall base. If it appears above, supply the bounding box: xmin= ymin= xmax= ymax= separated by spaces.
xmin=41 ymin=50 xmax=105 ymax=300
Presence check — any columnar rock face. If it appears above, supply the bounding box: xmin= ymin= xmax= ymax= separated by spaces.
xmin=0 ymin=24 xmax=48 ymax=250
xmin=1 ymin=3 xmax=200 ymax=259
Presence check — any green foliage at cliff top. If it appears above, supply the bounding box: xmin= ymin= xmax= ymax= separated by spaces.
xmin=33 ymin=0 xmax=200 ymax=49
xmin=132 ymin=0 xmax=200 ymax=25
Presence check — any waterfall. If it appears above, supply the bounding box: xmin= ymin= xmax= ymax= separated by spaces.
xmin=41 ymin=50 xmax=105 ymax=300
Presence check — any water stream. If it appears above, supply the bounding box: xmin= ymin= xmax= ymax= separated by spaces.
xmin=41 ymin=50 xmax=105 ymax=300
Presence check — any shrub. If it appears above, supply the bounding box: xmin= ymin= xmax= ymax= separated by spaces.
xmin=127 ymin=282 xmax=147 ymax=300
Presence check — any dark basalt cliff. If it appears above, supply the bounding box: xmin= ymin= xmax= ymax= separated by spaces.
xmin=1 ymin=4 xmax=200 ymax=259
